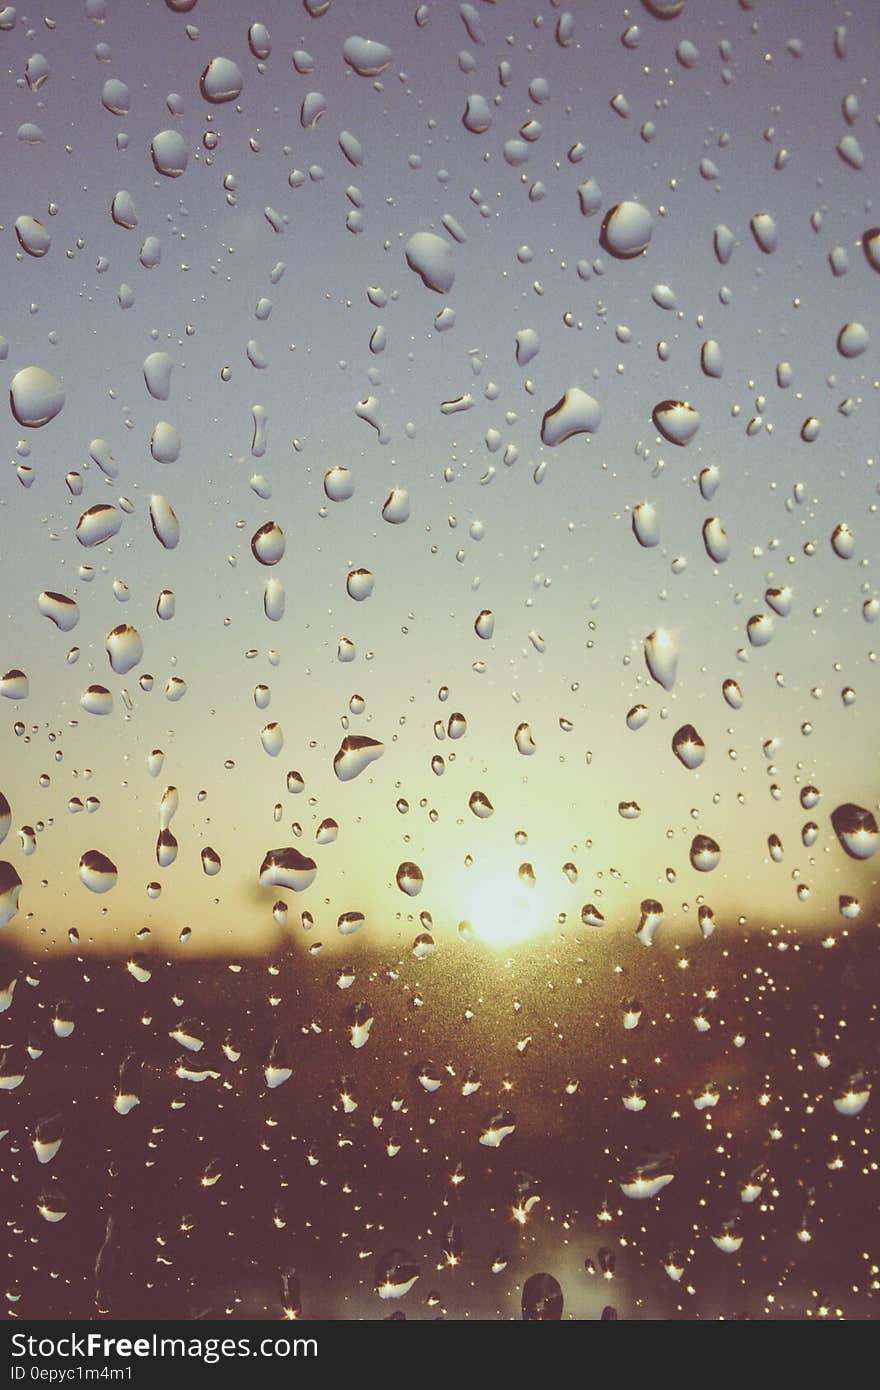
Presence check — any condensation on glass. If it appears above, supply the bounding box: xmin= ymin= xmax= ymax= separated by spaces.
xmin=0 ymin=0 xmax=877 ymax=1321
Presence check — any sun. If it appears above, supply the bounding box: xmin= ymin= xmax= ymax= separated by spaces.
xmin=460 ymin=864 xmax=551 ymax=948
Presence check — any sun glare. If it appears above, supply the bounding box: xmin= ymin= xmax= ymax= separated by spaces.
xmin=462 ymin=870 xmax=550 ymax=948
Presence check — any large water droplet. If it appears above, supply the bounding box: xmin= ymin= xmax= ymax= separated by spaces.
xmin=259 ymin=847 xmax=317 ymax=892
xmin=405 ymin=232 xmax=454 ymax=293
xmin=672 ymin=724 xmax=705 ymax=770
xmin=106 ymin=625 xmax=143 ymax=674
xmin=601 ymin=200 xmax=653 ymax=258
xmin=150 ymin=129 xmax=188 ymax=178
xmin=199 ymin=57 xmax=243 ymax=103
xmin=251 ymin=521 xmax=285 ymax=565
xmin=522 ymin=1273 xmax=563 ymax=1320
xmin=9 ymin=367 xmax=64 ymax=427
xmin=79 ymin=850 xmax=117 ymax=893
xmin=830 ymin=804 xmax=878 ymax=860
xmin=541 ymin=387 xmax=601 ymax=445
xmin=644 ymin=628 xmax=678 ymax=690
xmin=690 ymin=834 xmax=721 ymax=872
xmin=652 ymin=400 xmax=700 ymax=446
xmin=334 ymin=735 xmax=384 ymax=781
xmin=38 ymin=593 xmax=78 ymax=632
xmin=342 ymin=35 xmax=393 ymax=77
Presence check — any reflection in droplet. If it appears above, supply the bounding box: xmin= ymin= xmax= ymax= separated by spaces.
xmin=830 ymin=804 xmax=878 ymax=860
xmin=636 ymin=899 xmax=663 ymax=947
xmin=672 ymin=724 xmax=705 ymax=770
xmin=690 ymin=834 xmax=721 ymax=872
xmin=79 ymin=850 xmax=117 ymax=893
xmin=259 ymin=847 xmax=318 ymax=892
xmin=334 ymin=735 xmax=384 ymax=782
xmin=375 ymin=1250 xmax=419 ymax=1300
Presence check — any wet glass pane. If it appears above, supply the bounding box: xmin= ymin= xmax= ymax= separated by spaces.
xmin=1 ymin=0 xmax=878 ymax=1323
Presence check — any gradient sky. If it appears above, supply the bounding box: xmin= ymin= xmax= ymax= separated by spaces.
xmin=1 ymin=0 xmax=878 ymax=959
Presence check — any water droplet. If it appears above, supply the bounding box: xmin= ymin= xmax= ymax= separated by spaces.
xmin=541 ymin=387 xmax=601 ymax=445
xmin=261 ymin=722 xmax=284 ymax=757
xmin=334 ymin=735 xmax=384 ymax=781
xmin=463 ymin=93 xmax=492 ymax=133
xmin=396 ymin=862 xmax=424 ymax=897
xmin=150 ymin=421 xmax=180 ymax=464
xmin=653 ymin=400 xmax=700 ymax=446
xmin=79 ymin=850 xmax=117 ymax=893
xmin=199 ymin=57 xmax=242 ymax=103
xmin=9 ymin=367 xmax=64 ymax=427
xmin=701 ymin=339 xmax=723 ymax=378
xmin=0 ymin=862 xmax=23 ymax=927
xmin=479 ymin=1109 xmax=516 ymax=1148
xmin=746 ymin=613 xmax=774 ymax=647
xmin=149 ymin=495 xmax=179 ymax=550
xmin=150 ymin=129 xmax=188 ymax=178
xmin=381 ymin=488 xmax=411 ymax=524
xmin=38 ymin=592 xmax=78 ymax=632
xmin=14 ymin=215 xmax=51 ymax=258
xmin=375 ymin=1250 xmax=419 ymax=1300
xmin=346 ymin=568 xmax=374 ymax=601
xmin=600 ymin=200 xmax=653 ymax=258
xmin=636 ymin=898 xmax=663 ymax=946
xmin=522 ymin=1273 xmax=563 ymax=1320
xmin=750 ymin=211 xmax=778 ymax=253
xmin=259 ymin=847 xmax=317 ymax=892
xmin=143 ymin=351 xmax=173 ymax=401
xmin=468 ymin=790 xmax=494 ymax=819
xmin=251 ymin=521 xmax=285 ymax=565
xmin=644 ymin=628 xmax=678 ymax=690
xmin=690 ymin=834 xmax=721 ymax=872
xmin=81 ymin=685 xmax=113 ymax=716
xmin=514 ymin=722 xmax=536 ymax=755
xmin=405 ymin=232 xmax=454 ymax=293
xmin=632 ymin=502 xmax=659 ymax=547
xmin=830 ymin=804 xmax=878 ymax=860
xmin=702 ymin=516 xmax=730 ymax=563
xmin=672 ymin=724 xmax=705 ymax=770
xmin=620 ymin=1162 xmax=675 ymax=1200
xmin=106 ymin=624 xmax=143 ymax=675
xmin=474 ymin=609 xmax=495 ymax=639
xmin=837 ymin=322 xmax=869 ymax=358
xmin=342 ymin=35 xmax=393 ymax=77
xmin=831 ymin=522 xmax=855 ymax=559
